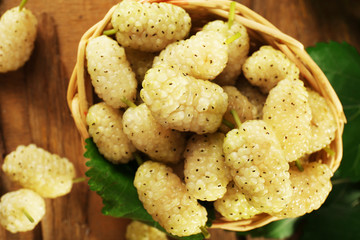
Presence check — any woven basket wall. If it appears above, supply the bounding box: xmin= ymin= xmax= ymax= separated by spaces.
xmin=67 ymin=0 xmax=346 ymax=232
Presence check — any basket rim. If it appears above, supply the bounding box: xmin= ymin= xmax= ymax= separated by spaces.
xmin=66 ymin=0 xmax=346 ymax=232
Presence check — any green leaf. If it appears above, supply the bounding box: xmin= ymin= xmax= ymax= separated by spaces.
xmin=84 ymin=138 xmax=206 ymax=240
xmin=307 ymin=41 xmax=360 ymax=181
xmin=84 ymin=138 xmax=153 ymax=221
xmin=325 ymin=181 xmax=360 ymax=206
xmin=303 ymin=207 xmax=360 ymax=240
xmin=237 ymin=218 xmax=299 ymax=239
xmin=300 ymin=182 xmax=360 ymax=240
xmin=300 ymin=204 xmax=360 ymax=240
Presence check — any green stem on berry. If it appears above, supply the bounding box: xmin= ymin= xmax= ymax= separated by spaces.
xmin=19 ymin=0 xmax=28 ymax=11
xmin=230 ymin=109 xmax=242 ymax=129
xmin=133 ymin=152 xmax=143 ymax=166
xmin=73 ymin=177 xmax=87 ymax=183
xmin=103 ymin=29 xmax=117 ymax=36
xmin=228 ymin=1 xmax=236 ymax=29
xmin=324 ymin=147 xmax=335 ymax=156
xmin=222 ymin=118 xmax=235 ymax=129
xmin=22 ymin=208 xmax=34 ymax=223
xmin=295 ymin=159 xmax=304 ymax=172
xmin=121 ymin=97 xmax=137 ymax=108
xmin=200 ymin=226 xmax=210 ymax=239
xmin=225 ymin=32 xmax=242 ymax=45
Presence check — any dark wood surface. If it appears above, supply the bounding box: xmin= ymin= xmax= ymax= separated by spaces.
xmin=0 ymin=0 xmax=359 ymax=239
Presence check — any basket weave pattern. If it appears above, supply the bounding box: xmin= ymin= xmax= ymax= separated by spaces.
xmin=67 ymin=0 xmax=346 ymax=231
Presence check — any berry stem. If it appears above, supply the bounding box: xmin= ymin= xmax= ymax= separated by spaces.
xmin=225 ymin=32 xmax=242 ymax=45
xmin=200 ymin=226 xmax=210 ymax=239
xmin=19 ymin=0 xmax=28 ymax=11
xmin=222 ymin=118 xmax=235 ymax=129
xmin=295 ymin=159 xmax=304 ymax=172
xmin=73 ymin=177 xmax=87 ymax=183
xmin=230 ymin=109 xmax=242 ymax=129
xmin=22 ymin=208 xmax=34 ymax=223
xmin=121 ymin=97 xmax=137 ymax=108
xmin=324 ymin=147 xmax=335 ymax=156
xmin=103 ymin=29 xmax=117 ymax=36
xmin=228 ymin=1 xmax=236 ymax=29
xmin=133 ymin=152 xmax=143 ymax=166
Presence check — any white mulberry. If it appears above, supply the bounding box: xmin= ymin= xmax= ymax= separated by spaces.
xmin=125 ymin=221 xmax=168 ymax=240
xmin=153 ymin=28 xmax=228 ymax=80
xmin=86 ymin=35 xmax=137 ymax=109
xmin=134 ymin=161 xmax=207 ymax=237
xmin=214 ymin=182 xmax=261 ymax=221
xmin=221 ymin=86 xmax=257 ymax=132
xmin=2 ymin=145 xmax=75 ymax=198
xmin=184 ymin=133 xmax=231 ymax=201
xmin=273 ymin=162 xmax=333 ymax=218
xmin=0 ymin=6 xmax=37 ymax=73
xmin=86 ymin=102 xmax=136 ymax=164
xmin=122 ymin=103 xmax=185 ymax=164
xmin=223 ymin=120 xmax=292 ymax=213
xmin=236 ymin=78 xmax=267 ymax=119
xmin=111 ymin=0 xmax=191 ymax=52
xmin=0 ymin=189 xmax=45 ymax=233
xmin=125 ymin=47 xmax=156 ymax=83
xmin=263 ymin=79 xmax=312 ymax=162
xmin=242 ymin=46 xmax=300 ymax=93
xmin=140 ymin=65 xmax=228 ymax=134
xmin=203 ymin=20 xmax=250 ymax=86
xmin=307 ymin=89 xmax=337 ymax=154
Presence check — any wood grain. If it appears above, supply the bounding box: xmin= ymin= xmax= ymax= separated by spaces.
xmin=0 ymin=0 xmax=359 ymax=240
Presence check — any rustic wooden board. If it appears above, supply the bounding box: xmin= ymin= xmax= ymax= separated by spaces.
xmin=0 ymin=0 xmax=359 ymax=240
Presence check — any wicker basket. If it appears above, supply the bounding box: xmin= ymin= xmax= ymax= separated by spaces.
xmin=67 ymin=0 xmax=346 ymax=232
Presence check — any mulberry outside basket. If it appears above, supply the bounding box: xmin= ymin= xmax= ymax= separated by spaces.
xmin=67 ymin=0 xmax=346 ymax=232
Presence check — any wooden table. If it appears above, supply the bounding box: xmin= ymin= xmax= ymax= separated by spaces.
xmin=0 ymin=0 xmax=359 ymax=239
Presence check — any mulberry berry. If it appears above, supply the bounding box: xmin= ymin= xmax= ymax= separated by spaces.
xmin=111 ymin=0 xmax=191 ymax=52
xmin=134 ymin=161 xmax=207 ymax=237
xmin=86 ymin=102 xmax=136 ymax=164
xmin=2 ymin=145 xmax=75 ymax=198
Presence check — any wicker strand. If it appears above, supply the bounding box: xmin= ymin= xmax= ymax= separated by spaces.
xmin=73 ymin=22 xmax=99 ymax=128
xmin=67 ymin=5 xmax=117 ymax=139
xmin=71 ymin=95 xmax=90 ymax=139
xmin=212 ymin=213 xmax=277 ymax=231
xmin=67 ymin=62 xmax=79 ymax=108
